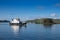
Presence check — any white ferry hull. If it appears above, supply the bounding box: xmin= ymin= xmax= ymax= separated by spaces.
xmin=10 ymin=22 xmax=23 ymax=25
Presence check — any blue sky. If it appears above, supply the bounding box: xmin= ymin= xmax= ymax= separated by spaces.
xmin=0 ymin=0 xmax=60 ymax=21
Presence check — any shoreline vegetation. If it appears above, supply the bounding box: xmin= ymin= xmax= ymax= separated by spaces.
xmin=26 ymin=18 xmax=60 ymax=24
xmin=0 ymin=20 xmax=10 ymax=22
xmin=0 ymin=18 xmax=60 ymax=24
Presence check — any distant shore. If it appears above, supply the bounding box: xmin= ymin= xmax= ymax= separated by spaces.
xmin=0 ymin=20 xmax=10 ymax=22
xmin=1 ymin=18 xmax=60 ymax=24
xmin=26 ymin=18 xmax=60 ymax=24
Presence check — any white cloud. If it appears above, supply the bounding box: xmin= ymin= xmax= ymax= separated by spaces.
xmin=50 ymin=13 xmax=57 ymax=19
xmin=50 ymin=13 xmax=56 ymax=17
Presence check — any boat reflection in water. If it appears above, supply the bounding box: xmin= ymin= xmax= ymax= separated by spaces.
xmin=11 ymin=25 xmax=20 ymax=34
xmin=10 ymin=24 xmax=27 ymax=36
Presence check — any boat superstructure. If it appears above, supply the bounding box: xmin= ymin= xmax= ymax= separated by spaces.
xmin=10 ymin=18 xmax=22 ymax=25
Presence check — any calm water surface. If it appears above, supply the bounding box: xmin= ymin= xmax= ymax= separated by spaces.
xmin=0 ymin=23 xmax=60 ymax=40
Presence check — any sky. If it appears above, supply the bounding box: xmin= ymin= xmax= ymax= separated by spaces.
xmin=0 ymin=0 xmax=60 ymax=21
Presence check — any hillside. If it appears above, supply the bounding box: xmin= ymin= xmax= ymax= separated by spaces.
xmin=26 ymin=18 xmax=60 ymax=24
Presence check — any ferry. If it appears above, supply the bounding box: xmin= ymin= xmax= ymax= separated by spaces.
xmin=10 ymin=18 xmax=22 ymax=25
xmin=10 ymin=18 xmax=26 ymax=25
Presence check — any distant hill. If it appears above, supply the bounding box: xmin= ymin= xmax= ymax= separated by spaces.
xmin=26 ymin=18 xmax=60 ymax=24
xmin=0 ymin=20 xmax=10 ymax=22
